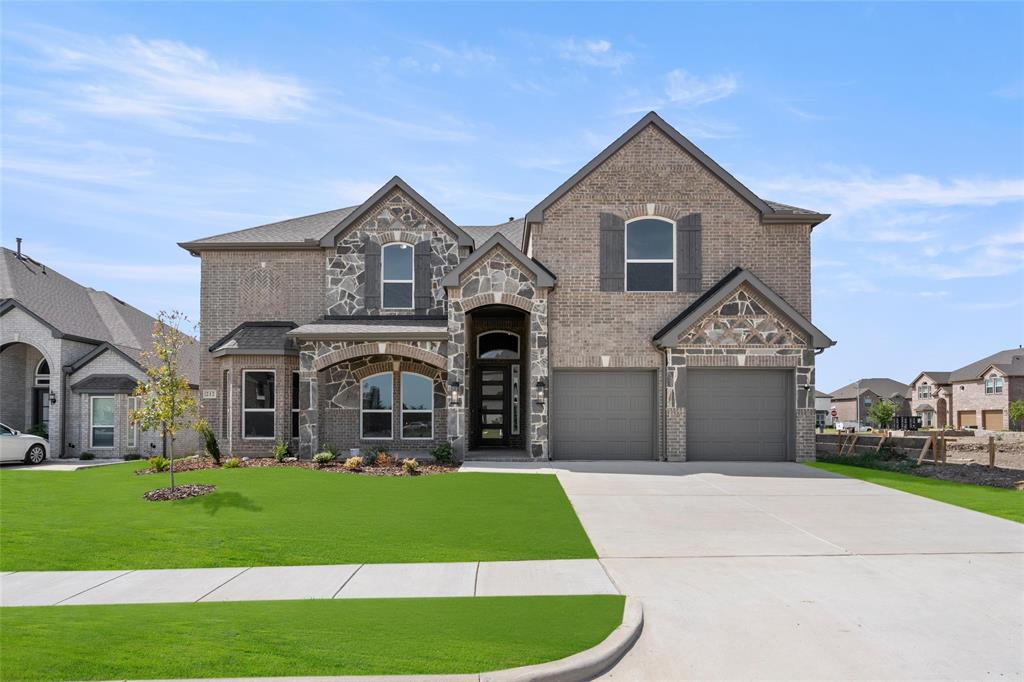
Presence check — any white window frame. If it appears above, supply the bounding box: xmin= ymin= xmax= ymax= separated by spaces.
xmin=127 ymin=395 xmax=139 ymax=448
xmin=90 ymin=395 xmax=116 ymax=449
xmin=34 ymin=358 xmax=50 ymax=386
xmin=918 ymin=383 xmax=930 ymax=399
xmin=291 ymin=371 xmax=300 ymax=440
xmin=381 ymin=242 xmax=415 ymax=310
xmin=624 ymin=217 xmax=676 ymax=293
xmin=242 ymin=369 xmax=276 ymax=440
xmin=361 ymin=372 xmax=393 ymax=440
xmin=400 ymin=372 xmax=434 ymax=440
xmin=476 ymin=330 xmax=521 ymax=359
xmin=986 ymin=375 xmax=1004 ymax=395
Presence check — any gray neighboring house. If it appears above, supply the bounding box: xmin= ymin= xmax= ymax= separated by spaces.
xmin=828 ymin=378 xmax=912 ymax=426
xmin=0 ymin=245 xmax=201 ymax=458
xmin=181 ymin=112 xmax=835 ymax=462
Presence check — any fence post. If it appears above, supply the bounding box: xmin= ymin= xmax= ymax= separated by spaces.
xmin=989 ymin=435 xmax=996 ymax=468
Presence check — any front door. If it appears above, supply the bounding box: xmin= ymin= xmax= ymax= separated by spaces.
xmin=32 ymin=388 xmax=49 ymax=435
xmin=476 ymin=364 xmax=510 ymax=447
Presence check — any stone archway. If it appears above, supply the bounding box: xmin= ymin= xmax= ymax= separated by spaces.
xmin=936 ymin=397 xmax=948 ymax=428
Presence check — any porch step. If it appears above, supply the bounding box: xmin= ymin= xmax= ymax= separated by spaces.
xmin=464 ymin=449 xmax=534 ymax=462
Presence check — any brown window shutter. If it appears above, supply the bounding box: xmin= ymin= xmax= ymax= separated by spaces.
xmin=414 ymin=239 xmax=433 ymax=312
xmin=599 ymin=212 xmax=625 ymax=292
xmin=363 ymin=237 xmax=381 ymax=312
xmin=676 ymin=213 xmax=702 ymax=292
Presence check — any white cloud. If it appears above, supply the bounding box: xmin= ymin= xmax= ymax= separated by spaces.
xmin=993 ymin=82 xmax=1023 ymax=99
xmin=1 ymin=139 xmax=155 ymax=185
xmin=558 ymin=38 xmax=631 ymax=70
xmin=665 ymin=69 xmax=738 ymax=106
xmin=863 ymin=229 xmax=937 ymax=243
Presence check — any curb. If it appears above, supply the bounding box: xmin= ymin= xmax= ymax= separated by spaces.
xmin=137 ymin=597 xmax=643 ymax=682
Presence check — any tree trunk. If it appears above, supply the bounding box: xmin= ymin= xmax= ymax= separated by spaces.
xmin=166 ymin=422 xmax=175 ymax=490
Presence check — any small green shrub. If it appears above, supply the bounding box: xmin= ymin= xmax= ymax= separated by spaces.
xmin=27 ymin=423 xmax=48 ymax=439
xmin=361 ymin=448 xmax=379 ymax=467
xmin=222 ymin=457 xmax=241 ymax=469
xmin=401 ymin=457 xmax=419 ymax=474
xmin=148 ymin=455 xmax=169 ymax=472
xmin=197 ymin=423 xmax=221 ymax=464
xmin=123 ymin=453 xmax=141 ymax=461
xmin=430 ymin=442 xmax=455 ymax=466
xmin=323 ymin=444 xmax=338 ymax=457
xmin=342 ymin=456 xmax=363 ymax=471
xmin=79 ymin=452 xmax=96 ymax=461
xmin=272 ymin=441 xmax=290 ymax=462
xmin=313 ymin=451 xmax=336 ymax=467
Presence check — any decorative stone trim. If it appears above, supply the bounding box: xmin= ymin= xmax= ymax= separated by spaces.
xmin=313 ymin=342 xmax=446 ymax=372
xmin=461 ymin=292 xmax=536 ymax=313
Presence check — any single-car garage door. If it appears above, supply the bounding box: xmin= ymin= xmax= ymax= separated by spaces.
xmin=982 ymin=410 xmax=1002 ymax=430
xmin=688 ymin=369 xmax=791 ymax=461
xmin=552 ymin=370 xmax=655 ymax=460
xmin=958 ymin=410 xmax=977 ymax=428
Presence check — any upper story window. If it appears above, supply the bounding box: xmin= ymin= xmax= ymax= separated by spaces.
xmin=918 ymin=383 xmax=931 ymax=399
xmin=382 ymin=243 xmax=414 ymax=309
xmin=477 ymin=331 xmax=520 ymax=359
xmin=35 ymin=359 xmax=50 ymax=386
xmin=625 ymin=218 xmax=675 ymax=292
xmin=985 ymin=375 xmax=1004 ymax=394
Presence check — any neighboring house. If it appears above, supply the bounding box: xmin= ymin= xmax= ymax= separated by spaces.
xmin=0 ymin=244 xmax=201 ymax=458
xmin=814 ymin=390 xmax=833 ymax=429
xmin=829 ymin=378 xmax=912 ymax=426
xmin=180 ymin=112 xmax=835 ymax=462
xmin=910 ymin=348 xmax=1024 ymax=430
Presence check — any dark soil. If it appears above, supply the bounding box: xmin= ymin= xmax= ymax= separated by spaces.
xmin=136 ymin=455 xmax=457 ymax=477
xmin=143 ymin=484 xmax=216 ymax=501
xmin=912 ymin=462 xmax=1024 ymax=490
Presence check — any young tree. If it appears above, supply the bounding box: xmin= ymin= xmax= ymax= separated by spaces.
xmin=868 ymin=398 xmax=896 ymax=429
xmin=1010 ymin=400 xmax=1024 ymax=431
xmin=130 ymin=311 xmax=198 ymax=490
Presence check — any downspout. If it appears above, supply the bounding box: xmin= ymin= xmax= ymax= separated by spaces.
xmin=61 ymin=364 xmax=71 ymax=458
xmin=660 ymin=346 xmax=670 ymax=462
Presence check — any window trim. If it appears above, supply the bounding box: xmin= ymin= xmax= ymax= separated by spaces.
xmin=400 ymin=372 xmax=434 ymax=440
xmin=986 ymin=375 xmax=1004 ymax=395
xmin=241 ymin=369 xmax=276 ymax=441
xmin=361 ymin=372 xmax=394 ymax=440
xmin=291 ymin=371 xmax=300 ymax=440
xmin=34 ymin=358 xmax=50 ymax=386
xmin=127 ymin=395 xmax=139 ymax=448
xmin=624 ymin=216 xmax=676 ymax=293
xmin=476 ymin=330 xmax=521 ymax=360
xmin=89 ymin=395 xmax=116 ymax=449
xmin=381 ymin=242 xmax=415 ymax=310
xmin=918 ymin=383 xmax=930 ymax=399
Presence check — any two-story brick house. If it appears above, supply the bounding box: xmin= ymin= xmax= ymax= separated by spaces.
xmin=180 ymin=112 xmax=835 ymax=462
xmin=910 ymin=348 xmax=1024 ymax=430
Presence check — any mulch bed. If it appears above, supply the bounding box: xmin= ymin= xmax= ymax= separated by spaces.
xmin=143 ymin=484 xmax=216 ymax=501
xmin=135 ymin=455 xmax=458 ymax=477
xmin=912 ymin=462 xmax=1024 ymax=490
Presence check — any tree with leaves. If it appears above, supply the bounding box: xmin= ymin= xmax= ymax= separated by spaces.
xmin=1010 ymin=400 xmax=1024 ymax=431
xmin=868 ymin=398 xmax=896 ymax=429
xmin=130 ymin=311 xmax=198 ymax=490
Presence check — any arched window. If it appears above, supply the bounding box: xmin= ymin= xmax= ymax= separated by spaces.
xmin=382 ymin=243 xmax=414 ymax=309
xmin=401 ymin=373 xmax=433 ymax=439
xmin=625 ymin=217 xmax=675 ymax=291
xmin=34 ymin=358 xmax=50 ymax=386
xmin=361 ymin=372 xmax=393 ymax=439
xmin=477 ymin=331 xmax=520 ymax=360
xmin=985 ymin=375 xmax=1005 ymax=395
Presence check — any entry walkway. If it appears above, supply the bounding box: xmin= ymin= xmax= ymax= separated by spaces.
xmin=0 ymin=558 xmax=616 ymax=607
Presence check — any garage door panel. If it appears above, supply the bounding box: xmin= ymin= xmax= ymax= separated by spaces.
xmin=688 ymin=369 xmax=790 ymax=462
xmin=552 ymin=370 xmax=655 ymax=460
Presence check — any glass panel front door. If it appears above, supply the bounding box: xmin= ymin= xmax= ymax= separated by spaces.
xmin=476 ymin=364 xmax=509 ymax=446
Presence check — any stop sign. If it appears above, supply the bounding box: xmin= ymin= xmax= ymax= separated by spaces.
xmin=831 ymin=408 xmax=838 ymax=417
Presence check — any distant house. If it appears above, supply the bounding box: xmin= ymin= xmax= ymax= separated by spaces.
xmin=910 ymin=348 xmax=1024 ymax=430
xmin=0 ymin=245 xmax=201 ymax=458
xmin=814 ymin=390 xmax=833 ymax=429
xmin=828 ymin=378 xmax=911 ymax=426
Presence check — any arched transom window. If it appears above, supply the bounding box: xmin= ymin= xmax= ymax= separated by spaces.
xmin=625 ymin=217 xmax=674 ymax=292
xmin=477 ymin=331 xmax=520 ymax=360
xmin=382 ymin=243 xmax=414 ymax=309
xmin=34 ymin=358 xmax=50 ymax=386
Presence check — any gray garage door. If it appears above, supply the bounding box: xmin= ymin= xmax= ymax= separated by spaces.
xmin=552 ymin=370 xmax=655 ymax=460
xmin=687 ymin=369 xmax=791 ymax=461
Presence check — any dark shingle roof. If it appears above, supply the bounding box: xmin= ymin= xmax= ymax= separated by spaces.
xmin=951 ymin=348 xmax=1024 ymax=381
xmin=461 ymin=220 xmax=525 ymax=248
xmin=182 ymin=207 xmax=358 ymax=248
xmin=764 ymin=200 xmax=821 ymax=216
xmin=829 ymin=378 xmax=911 ymax=401
xmin=209 ymin=322 xmax=298 ymax=355
xmin=70 ymin=374 xmax=140 ymax=393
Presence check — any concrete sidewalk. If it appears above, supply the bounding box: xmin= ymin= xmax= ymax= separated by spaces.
xmin=0 ymin=558 xmax=617 ymax=607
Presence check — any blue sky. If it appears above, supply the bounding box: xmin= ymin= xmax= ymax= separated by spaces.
xmin=2 ymin=2 xmax=1022 ymax=391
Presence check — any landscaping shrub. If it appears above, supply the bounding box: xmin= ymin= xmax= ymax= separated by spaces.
xmin=148 ymin=456 xmax=170 ymax=472
xmin=272 ymin=441 xmax=290 ymax=462
xmin=27 ymin=423 xmax=48 ymax=439
xmin=816 ymin=451 xmax=915 ymax=473
xmin=222 ymin=457 xmax=241 ymax=469
xmin=361 ymin=448 xmax=379 ymax=467
xmin=123 ymin=453 xmax=141 ymax=461
xmin=430 ymin=442 xmax=455 ymax=466
xmin=343 ymin=456 xmax=363 ymax=471
xmin=197 ymin=423 xmax=221 ymax=464
xmin=313 ymin=452 xmax=336 ymax=468
xmin=401 ymin=458 xmax=419 ymax=474
xmin=79 ymin=452 xmax=96 ymax=461
xmin=375 ymin=451 xmax=394 ymax=468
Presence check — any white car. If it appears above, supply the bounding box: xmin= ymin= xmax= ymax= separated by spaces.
xmin=0 ymin=423 xmax=48 ymax=464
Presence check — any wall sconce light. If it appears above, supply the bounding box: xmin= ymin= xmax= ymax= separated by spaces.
xmin=449 ymin=381 xmax=462 ymax=408
xmin=49 ymin=391 xmax=57 ymax=405
xmin=535 ymin=379 xmax=546 ymax=405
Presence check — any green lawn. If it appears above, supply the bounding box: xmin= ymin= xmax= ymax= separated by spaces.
xmin=0 ymin=595 xmax=624 ymax=681
xmin=807 ymin=462 xmax=1024 ymax=523
xmin=0 ymin=465 xmax=596 ymax=570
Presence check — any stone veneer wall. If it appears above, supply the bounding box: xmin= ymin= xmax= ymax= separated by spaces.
xmin=326 ymin=190 xmax=461 ymax=317
xmin=445 ymin=246 xmax=550 ymax=460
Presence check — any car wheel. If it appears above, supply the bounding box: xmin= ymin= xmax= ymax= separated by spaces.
xmin=25 ymin=444 xmax=46 ymax=465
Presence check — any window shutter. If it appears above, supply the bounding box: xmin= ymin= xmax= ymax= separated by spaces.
xmin=363 ymin=237 xmax=381 ymax=312
xmin=414 ymin=239 xmax=433 ymax=312
xmin=599 ymin=212 xmax=625 ymax=292
xmin=676 ymin=213 xmax=702 ymax=292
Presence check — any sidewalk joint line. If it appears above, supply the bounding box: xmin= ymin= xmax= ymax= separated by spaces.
xmin=196 ymin=567 xmax=251 ymax=602
xmin=55 ymin=569 xmax=135 ymax=605
xmin=333 ymin=564 xmax=362 ymax=598
xmin=472 ymin=561 xmax=480 ymax=596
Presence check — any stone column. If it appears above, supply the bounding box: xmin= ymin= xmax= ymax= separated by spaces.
xmin=298 ymin=344 xmax=318 ymax=458
xmin=529 ymin=296 xmax=549 ymax=459
xmin=447 ymin=298 xmax=467 ymax=459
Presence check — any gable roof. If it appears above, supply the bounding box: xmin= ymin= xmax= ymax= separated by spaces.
xmin=651 ymin=267 xmax=835 ymax=349
xmin=461 ymin=219 xmax=525 ymax=249
xmin=524 ymin=112 xmax=830 ymax=229
xmin=318 ymin=176 xmax=475 ymax=248
xmin=829 ymin=378 xmax=911 ymax=401
xmin=179 ymin=207 xmax=358 ymax=254
xmin=441 ymin=233 xmax=556 ymax=288
xmin=950 ymin=348 xmax=1024 ymax=381
xmin=70 ymin=374 xmax=141 ymax=393
xmin=909 ymin=370 xmax=952 ymax=386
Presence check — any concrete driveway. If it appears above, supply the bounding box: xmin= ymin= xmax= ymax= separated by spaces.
xmin=465 ymin=461 xmax=1024 ymax=680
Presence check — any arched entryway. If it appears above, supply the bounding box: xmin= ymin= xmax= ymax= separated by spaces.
xmin=0 ymin=342 xmax=54 ymax=440
xmin=936 ymin=397 xmax=948 ymax=428
xmin=466 ymin=305 xmax=528 ymax=451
